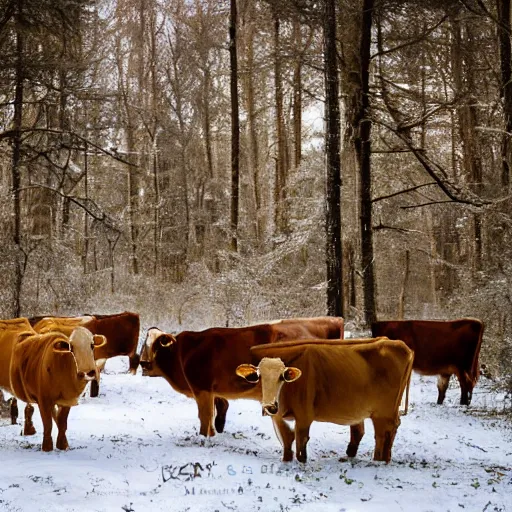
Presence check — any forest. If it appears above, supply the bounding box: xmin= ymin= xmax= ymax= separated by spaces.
xmin=0 ymin=0 xmax=511 ymax=386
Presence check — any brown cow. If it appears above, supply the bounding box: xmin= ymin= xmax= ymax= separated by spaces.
xmin=3 ymin=325 xmax=106 ymax=451
xmin=32 ymin=312 xmax=140 ymax=397
xmin=139 ymin=316 xmax=344 ymax=436
xmin=237 ymin=338 xmax=414 ymax=464
xmin=0 ymin=318 xmax=35 ymax=426
xmin=371 ymin=318 xmax=484 ymax=405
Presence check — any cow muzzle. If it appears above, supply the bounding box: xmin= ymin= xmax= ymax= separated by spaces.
xmin=139 ymin=360 xmax=153 ymax=375
xmin=78 ymin=370 xmax=97 ymax=382
xmin=262 ymin=402 xmax=278 ymax=416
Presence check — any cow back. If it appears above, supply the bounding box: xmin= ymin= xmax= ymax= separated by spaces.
xmin=179 ymin=325 xmax=276 ymax=397
xmin=372 ymin=319 xmax=484 ymax=380
xmin=272 ymin=316 xmax=344 ymax=340
xmin=90 ymin=312 xmax=140 ymax=359
xmin=251 ymin=339 xmax=413 ymax=423
xmin=33 ymin=316 xmax=93 ymax=335
xmin=0 ymin=318 xmax=35 ymax=392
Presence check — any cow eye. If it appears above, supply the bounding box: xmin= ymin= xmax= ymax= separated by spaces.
xmin=90 ymin=343 xmax=95 ymax=349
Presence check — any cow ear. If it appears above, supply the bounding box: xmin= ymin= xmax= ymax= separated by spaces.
xmin=236 ymin=364 xmax=260 ymax=383
xmin=157 ymin=334 xmax=175 ymax=348
xmin=282 ymin=367 xmax=301 ymax=383
xmin=53 ymin=340 xmax=71 ymax=353
xmin=93 ymin=334 xmax=107 ymax=348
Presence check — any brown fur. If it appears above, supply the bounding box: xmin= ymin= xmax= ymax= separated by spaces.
xmin=33 ymin=312 xmax=141 ymax=397
xmin=372 ymin=318 xmax=484 ymax=405
xmin=0 ymin=318 xmax=36 ymax=425
xmin=4 ymin=326 xmax=100 ymax=451
xmin=248 ymin=338 xmax=414 ymax=464
xmin=140 ymin=317 xmax=344 ymax=437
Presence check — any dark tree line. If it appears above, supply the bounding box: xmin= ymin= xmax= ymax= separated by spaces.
xmin=0 ymin=0 xmax=511 ymax=377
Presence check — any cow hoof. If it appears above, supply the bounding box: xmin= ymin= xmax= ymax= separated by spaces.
xmin=282 ymin=450 xmax=293 ymax=462
xmin=90 ymin=381 xmax=99 ymax=398
xmin=346 ymin=445 xmax=358 ymax=458
xmin=42 ymin=437 xmax=53 ymax=452
xmin=214 ymin=416 xmax=226 ymax=434
xmin=199 ymin=427 xmax=215 ymax=438
xmin=23 ymin=424 xmax=36 ymax=436
xmin=56 ymin=438 xmax=69 ymax=451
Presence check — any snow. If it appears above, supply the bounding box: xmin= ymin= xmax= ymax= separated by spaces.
xmin=1 ymin=357 xmax=511 ymax=512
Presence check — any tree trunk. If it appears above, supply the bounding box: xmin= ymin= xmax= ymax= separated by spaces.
xmin=83 ymin=143 xmax=89 ymax=274
xmin=497 ymin=0 xmax=512 ymax=189
xmin=150 ymin=4 xmax=159 ymax=275
xmin=229 ymin=0 xmax=240 ymax=252
xmin=11 ymin=0 xmax=24 ymax=318
xmin=293 ymin=19 xmax=302 ymax=170
xmin=397 ymin=250 xmax=410 ymax=320
xmin=324 ymin=0 xmax=343 ymax=317
xmin=273 ymin=10 xmax=289 ymax=235
xmin=203 ymin=68 xmax=214 ymax=180
xmin=356 ymin=0 xmax=376 ymax=326
xmin=452 ymin=15 xmax=483 ymax=272
xmin=245 ymin=19 xmax=262 ymax=242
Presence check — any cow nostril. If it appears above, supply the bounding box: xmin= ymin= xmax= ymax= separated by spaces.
xmin=87 ymin=370 xmax=96 ymax=378
xmin=77 ymin=371 xmax=85 ymax=380
xmin=263 ymin=403 xmax=278 ymax=416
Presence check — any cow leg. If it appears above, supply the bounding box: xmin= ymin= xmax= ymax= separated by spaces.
xmin=346 ymin=421 xmax=365 ymax=458
xmin=55 ymin=406 xmax=71 ymax=451
xmin=39 ymin=403 xmax=54 ymax=452
xmin=437 ymin=374 xmax=451 ymax=405
xmin=294 ymin=422 xmax=311 ymax=463
xmin=23 ymin=403 xmax=36 ymax=436
xmin=214 ymin=398 xmax=229 ymax=434
xmin=272 ymin=416 xmax=294 ymax=462
xmin=372 ymin=417 xmax=399 ymax=463
xmin=195 ymin=392 xmax=215 ymax=437
xmin=128 ymin=352 xmax=140 ymax=375
xmin=90 ymin=379 xmax=100 ymax=398
xmin=457 ymin=372 xmax=473 ymax=406
xmin=10 ymin=397 xmax=18 ymax=425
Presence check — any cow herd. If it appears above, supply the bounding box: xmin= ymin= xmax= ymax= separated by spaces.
xmin=0 ymin=313 xmax=484 ymax=466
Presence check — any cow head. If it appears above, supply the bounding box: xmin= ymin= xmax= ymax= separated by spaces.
xmin=139 ymin=327 xmax=176 ymax=376
xmin=54 ymin=327 xmax=106 ymax=381
xmin=236 ymin=357 xmax=301 ymax=416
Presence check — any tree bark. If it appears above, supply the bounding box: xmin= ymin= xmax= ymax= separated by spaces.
xmin=452 ymin=15 xmax=483 ymax=271
xmin=293 ymin=19 xmax=302 ymax=170
xmin=273 ymin=10 xmax=289 ymax=235
xmin=229 ymin=0 xmax=240 ymax=252
xmin=356 ymin=0 xmax=376 ymax=326
xmin=11 ymin=0 xmax=24 ymax=317
xmin=324 ymin=0 xmax=343 ymax=317
xmin=497 ymin=0 xmax=512 ymax=189
xmin=397 ymin=250 xmax=410 ymax=319
xmin=245 ymin=19 xmax=262 ymax=241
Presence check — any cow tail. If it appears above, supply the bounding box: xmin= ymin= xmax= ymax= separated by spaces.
xmin=470 ymin=321 xmax=485 ymax=387
xmin=398 ymin=348 xmax=414 ymax=416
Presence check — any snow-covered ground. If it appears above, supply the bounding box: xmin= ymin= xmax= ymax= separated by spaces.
xmin=1 ymin=357 xmax=511 ymax=512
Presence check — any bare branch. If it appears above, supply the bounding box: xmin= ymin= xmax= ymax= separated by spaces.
xmin=371 ymin=15 xmax=449 ymax=60
xmin=18 ymin=184 xmax=121 ymax=231
xmin=400 ymin=200 xmax=459 ymax=209
xmin=0 ymin=128 xmax=136 ymax=167
xmin=372 ymin=182 xmax=438 ymax=203
xmin=376 ymin=119 xmax=491 ymax=206
xmin=373 ymin=222 xmax=426 ymax=235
